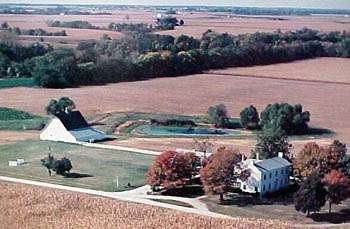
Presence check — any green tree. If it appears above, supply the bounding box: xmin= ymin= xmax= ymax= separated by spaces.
xmin=41 ymin=154 xmax=72 ymax=176
xmin=260 ymin=103 xmax=310 ymax=135
xmin=207 ymin=104 xmax=229 ymax=128
xmin=240 ymin=105 xmax=260 ymax=130
xmin=45 ymin=97 xmax=75 ymax=115
xmin=33 ymin=48 xmax=79 ymax=88
xmin=54 ymin=157 xmax=72 ymax=175
xmin=255 ymin=123 xmax=289 ymax=159
xmin=294 ymin=172 xmax=327 ymax=216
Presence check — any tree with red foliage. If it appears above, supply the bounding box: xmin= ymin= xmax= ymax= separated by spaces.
xmin=294 ymin=140 xmax=350 ymax=178
xmin=322 ymin=170 xmax=350 ymax=213
xmin=146 ymin=151 xmax=198 ymax=191
xmin=200 ymin=147 xmax=243 ymax=203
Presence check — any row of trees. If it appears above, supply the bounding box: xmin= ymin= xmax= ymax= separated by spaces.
xmin=209 ymin=7 xmax=350 ymax=16
xmin=32 ymin=28 xmax=350 ymax=88
xmin=240 ymin=103 xmax=311 ymax=135
xmin=1 ymin=22 xmax=67 ymax=36
xmin=47 ymin=20 xmax=99 ymax=29
xmin=207 ymin=102 xmax=310 ymax=136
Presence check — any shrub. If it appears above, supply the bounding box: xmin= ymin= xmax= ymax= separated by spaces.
xmin=150 ymin=118 xmax=196 ymax=127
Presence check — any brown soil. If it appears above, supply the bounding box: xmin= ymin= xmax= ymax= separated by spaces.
xmin=208 ymin=58 xmax=350 ymax=84
xmin=0 ymin=131 xmax=38 ymax=145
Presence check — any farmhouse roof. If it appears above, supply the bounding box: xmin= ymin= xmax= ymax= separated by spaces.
xmin=254 ymin=157 xmax=291 ymax=171
xmin=55 ymin=111 xmax=89 ymax=130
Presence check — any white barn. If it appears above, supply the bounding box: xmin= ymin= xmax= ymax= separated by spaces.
xmin=40 ymin=110 xmax=106 ymax=143
xmin=235 ymin=153 xmax=291 ymax=196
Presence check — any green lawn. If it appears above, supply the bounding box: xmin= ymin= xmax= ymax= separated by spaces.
xmin=0 ymin=107 xmax=47 ymax=131
xmin=0 ymin=78 xmax=36 ymax=89
xmin=0 ymin=140 xmax=154 ymax=191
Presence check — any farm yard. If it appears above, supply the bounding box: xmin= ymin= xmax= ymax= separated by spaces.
xmin=0 ymin=182 xmax=291 ymax=229
xmin=0 ymin=140 xmax=154 ymax=191
xmin=1 ymin=3 xmax=350 ymax=228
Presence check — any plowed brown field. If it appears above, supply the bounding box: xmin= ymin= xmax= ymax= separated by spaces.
xmin=0 ymin=58 xmax=349 ymax=147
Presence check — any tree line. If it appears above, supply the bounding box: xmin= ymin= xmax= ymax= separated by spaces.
xmin=1 ymin=27 xmax=349 ymax=87
xmin=35 ymin=28 xmax=350 ymax=88
xmin=1 ymin=22 xmax=67 ymax=36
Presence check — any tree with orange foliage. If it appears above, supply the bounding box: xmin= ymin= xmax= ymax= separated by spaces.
xmin=322 ymin=170 xmax=350 ymax=213
xmin=294 ymin=140 xmax=350 ymax=178
xmin=200 ymin=147 xmax=243 ymax=203
xmin=146 ymin=151 xmax=198 ymax=191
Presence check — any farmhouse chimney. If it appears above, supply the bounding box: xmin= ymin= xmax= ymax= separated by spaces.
xmin=256 ymin=152 xmax=259 ymax=160
xmin=278 ymin=152 xmax=284 ymax=158
xmin=65 ymin=107 xmax=70 ymax=114
xmin=241 ymin=154 xmax=245 ymax=162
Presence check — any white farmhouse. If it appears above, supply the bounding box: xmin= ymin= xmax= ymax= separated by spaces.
xmin=235 ymin=153 xmax=291 ymax=196
xmin=40 ymin=110 xmax=106 ymax=143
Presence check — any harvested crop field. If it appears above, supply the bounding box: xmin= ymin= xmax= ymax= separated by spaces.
xmin=0 ymin=182 xmax=291 ymax=228
xmin=1 ymin=11 xmax=350 ymax=45
xmin=0 ymin=58 xmax=349 ymax=146
xmin=0 ymin=131 xmax=37 ymax=145
xmin=208 ymin=58 xmax=350 ymax=84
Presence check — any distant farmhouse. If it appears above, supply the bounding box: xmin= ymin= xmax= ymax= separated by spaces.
xmin=40 ymin=110 xmax=106 ymax=143
xmin=235 ymin=153 xmax=291 ymax=196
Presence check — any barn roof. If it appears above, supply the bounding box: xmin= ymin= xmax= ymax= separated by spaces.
xmin=55 ymin=111 xmax=89 ymax=131
xmin=69 ymin=127 xmax=106 ymax=142
xmin=254 ymin=157 xmax=291 ymax=171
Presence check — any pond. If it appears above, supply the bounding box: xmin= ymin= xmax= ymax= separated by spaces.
xmin=134 ymin=125 xmax=241 ymax=137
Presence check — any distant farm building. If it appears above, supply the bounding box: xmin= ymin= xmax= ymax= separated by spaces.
xmin=40 ymin=110 xmax=106 ymax=143
xmin=235 ymin=153 xmax=291 ymax=196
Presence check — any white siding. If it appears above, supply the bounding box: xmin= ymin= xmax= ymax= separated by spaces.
xmin=40 ymin=118 xmax=76 ymax=143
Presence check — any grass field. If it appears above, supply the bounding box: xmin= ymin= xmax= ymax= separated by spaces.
xmin=202 ymin=193 xmax=350 ymax=225
xmin=0 ymin=107 xmax=47 ymax=131
xmin=0 ymin=182 xmax=291 ymax=229
xmin=0 ymin=140 xmax=154 ymax=191
xmin=0 ymin=78 xmax=36 ymax=89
